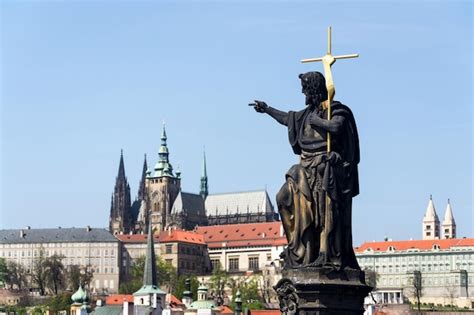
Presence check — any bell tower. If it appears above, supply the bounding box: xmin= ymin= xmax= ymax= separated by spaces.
xmin=144 ymin=123 xmax=181 ymax=232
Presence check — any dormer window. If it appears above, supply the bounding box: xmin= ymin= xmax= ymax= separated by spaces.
xmin=433 ymin=244 xmax=440 ymax=250
xmin=388 ymin=246 xmax=396 ymax=252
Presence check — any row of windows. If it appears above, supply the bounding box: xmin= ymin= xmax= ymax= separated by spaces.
xmin=358 ymin=253 xmax=474 ymax=263
xmin=362 ymin=261 xmax=473 ymax=273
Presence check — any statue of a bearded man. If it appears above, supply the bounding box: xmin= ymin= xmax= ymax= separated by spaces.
xmin=251 ymin=71 xmax=360 ymax=271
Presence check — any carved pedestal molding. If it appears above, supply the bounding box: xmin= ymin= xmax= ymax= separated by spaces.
xmin=274 ymin=267 xmax=372 ymax=315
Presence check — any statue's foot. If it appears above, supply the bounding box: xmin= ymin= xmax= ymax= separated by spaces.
xmin=313 ymin=252 xmax=327 ymax=266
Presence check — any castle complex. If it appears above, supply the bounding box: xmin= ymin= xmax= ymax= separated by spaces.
xmin=109 ymin=124 xmax=278 ymax=235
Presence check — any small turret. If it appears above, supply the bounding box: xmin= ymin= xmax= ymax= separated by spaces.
xmin=442 ymin=198 xmax=456 ymax=239
xmin=422 ymin=195 xmax=440 ymax=240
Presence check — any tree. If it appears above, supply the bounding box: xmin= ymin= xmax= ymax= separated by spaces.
xmin=405 ymin=270 xmax=422 ymax=314
xmin=45 ymin=254 xmax=65 ymax=294
xmin=119 ymin=255 xmax=177 ymax=294
xmin=31 ymin=248 xmax=48 ymax=295
xmin=156 ymin=256 xmax=177 ymax=291
xmin=67 ymin=265 xmax=93 ymax=291
xmin=173 ymin=275 xmax=199 ymax=300
xmin=5 ymin=261 xmax=28 ymax=290
xmin=0 ymin=258 xmax=7 ymax=287
xmin=229 ymin=277 xmax=264 ymax=311
xmin=209 ymin=262 xmax=229 ymax=305
xmin=47 ymin=292 xmax=72 ymax=314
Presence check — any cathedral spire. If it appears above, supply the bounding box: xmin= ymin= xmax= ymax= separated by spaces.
xmin=143 ymin=224 xmax=157 ymax=286
xmin=109 ymin=150 xmax=132 ymax=234
xmin=138 ymin=154 xmax=148 ymax=200
xmin=200 ymin=149 xmax=208 ymax=200
xmin=117 ymin=149 xmax=126 ymax=180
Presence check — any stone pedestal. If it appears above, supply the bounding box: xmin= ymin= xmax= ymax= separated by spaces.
xmin=274 ymin=267 xmax=372 ymax=315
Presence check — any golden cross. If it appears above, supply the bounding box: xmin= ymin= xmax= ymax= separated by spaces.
xmin=301 ymin=27 xmax=359 ymax=256
xmin=300 ymin=26 xmax=358 ymax=152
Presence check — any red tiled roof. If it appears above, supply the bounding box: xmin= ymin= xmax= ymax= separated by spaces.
xmin=158 ymin=230 xmax=205 ymax=245
xmin=106 ymin=294 xmax=133 ymax=305
xmin=116 ymin=229 xmax=205 ymax=245
xmin=196 ymin=222 xmax=287 ymax=248
xmin=355 ymin=238 xmax=474 ymax=253
xmin=167 ymin=294 xmax=184 ymax=308
xmin=219 ymin=305 xmax=234 ymax=314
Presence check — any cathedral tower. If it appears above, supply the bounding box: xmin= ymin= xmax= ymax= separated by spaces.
xmin=200 ymin=150 xmax=209 ymax=200
xmin=422 ymin=195 xmax=440 ymax=240
xmin=109 ymin=150 xmax=133 ymax=234
xmin=143 ymin=124 xmax=181 ymax=232
xmin=442 ymin=199 xmax=456 ymax=239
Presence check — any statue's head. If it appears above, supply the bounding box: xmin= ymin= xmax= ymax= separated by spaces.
xmin=299 ymin=71 xmax=328 ymax=106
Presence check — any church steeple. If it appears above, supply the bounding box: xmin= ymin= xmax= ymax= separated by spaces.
xmin=153 ymin=123 xmax=175 ymax=178
xmin=200 ymin=150 xmax=209 ymax=200
xmin=442 ymin=199 xmax=456 ymax=239
xmin=138 ymin=154 xmax=148 ymax=201
xmin=133 ymin=223 xmax=165 ymax=314
xmin=109 ymin=150 xmax=132 ymax=234
xmin=145 ymin=123 xmax=181 ymax=233
xmin=422 ymin=195 xmax=440 ymax=240
xmin=143 ymin=224 xmax=157 ymax=286
xmin=117 ymin=149 xmax=126 ymax=180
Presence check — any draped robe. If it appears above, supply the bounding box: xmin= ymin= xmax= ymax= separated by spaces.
xmin=276 ymin=101 xmax=360 ymax=270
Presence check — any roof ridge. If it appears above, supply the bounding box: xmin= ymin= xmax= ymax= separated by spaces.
xmin=207 ymin=189 xmax=267 ymax=196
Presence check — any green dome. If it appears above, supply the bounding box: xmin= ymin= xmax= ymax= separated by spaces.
xmin=71 ymin=285 xmax=88 ymax=304
xmin=197 ymin=284 xmax=208 ymax=292
xmin=189 ymin=300 xmax=216 ymax=310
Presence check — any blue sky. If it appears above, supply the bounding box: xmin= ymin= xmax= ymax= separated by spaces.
xmin=1 ymin=1 xmax=472 ymax=245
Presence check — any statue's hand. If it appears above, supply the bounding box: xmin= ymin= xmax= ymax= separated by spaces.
xmin=249 ymin=100 xmax=268 ymax=113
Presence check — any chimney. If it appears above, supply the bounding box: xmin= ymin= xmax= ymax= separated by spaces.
xmin=86 ymin=226 xmax=91 ymax=232
xmin=24 ymin=226 xmax=31 ymax=230
xmin=20 ymin=230 xmax=25 ymax=238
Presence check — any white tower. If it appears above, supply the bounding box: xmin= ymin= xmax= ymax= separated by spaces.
xmin=442 ymin=199 xmax=456 ymax=239
xmin=422 ymin=195 xmax=440 ymax=240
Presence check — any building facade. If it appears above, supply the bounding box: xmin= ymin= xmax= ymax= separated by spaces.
xmin=108 ymin=124 xmax=278 ymax=235
xmin=195 ymin=222 xmax=287 ymax=273
xmin=356 ymin=238 xmax=474 ymax=307
xmin=117 ymin=229 xmax=210 ymax=279
xmin=0 ymin=227 xmax=120 ymax=294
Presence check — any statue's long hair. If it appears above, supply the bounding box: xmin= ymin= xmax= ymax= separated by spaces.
xmin=299 ymin=71 xmax=328 ymax=106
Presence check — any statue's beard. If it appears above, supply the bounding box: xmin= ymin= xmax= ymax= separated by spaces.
xmin=306 ymin=94 xmax=321 ymax=107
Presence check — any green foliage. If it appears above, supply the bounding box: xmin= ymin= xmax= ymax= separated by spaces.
xmin=173 ymin=275 xmax=199 ymax=300
xmin=119 ymin=255 xmax=177 ymax=294
xmin=0 ymin=257 xmax=7 ymax=287
xmin=230 ymin=277 xmax=264 ymax=311
xmin=156 ymin=256 xmax=177 ymax=289
xmin=209 ymin=262 xmax=229 ymax=300
xmin=119 ymin=279 xmax=142 ymax=294
xmin=47 ymin=292 xmax=72 ymax=313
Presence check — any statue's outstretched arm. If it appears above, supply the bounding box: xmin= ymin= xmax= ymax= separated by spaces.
xmin=266 ymin=106 xmax=289 ymax=126
xmin=251 ymin=100 xmax=289 ymax=126
xmin=309 ymin=114 xmax=345 ymax=135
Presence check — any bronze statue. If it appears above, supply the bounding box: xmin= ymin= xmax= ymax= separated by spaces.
xmin=250 ymin=71 xmax=360 ymax=270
